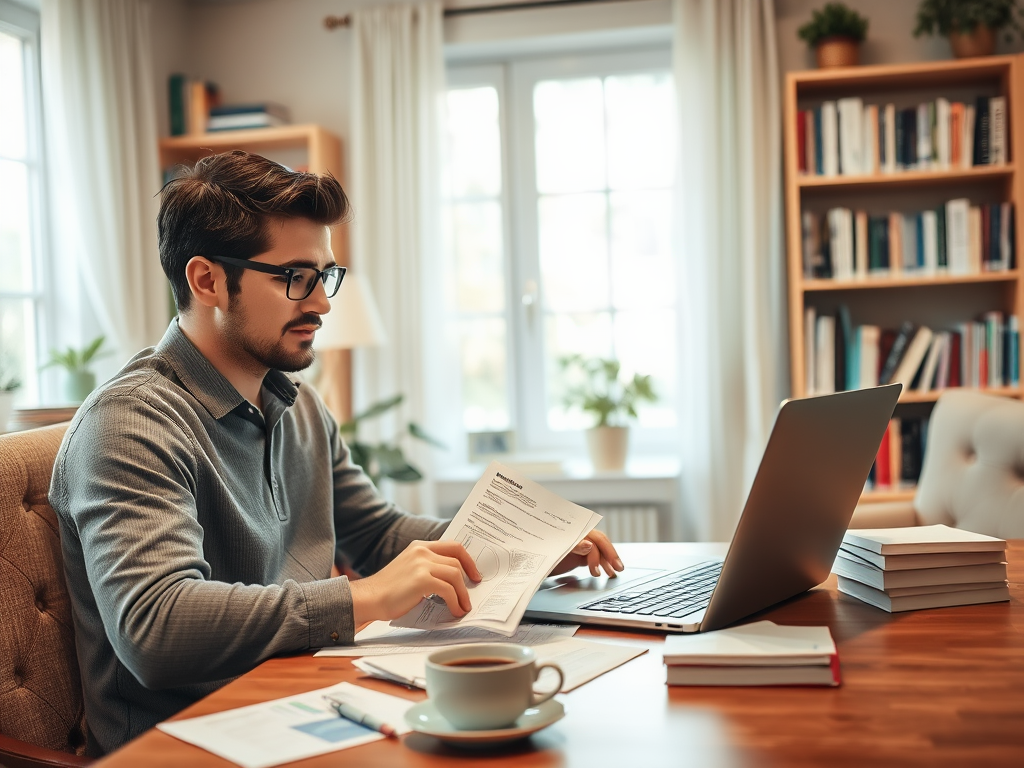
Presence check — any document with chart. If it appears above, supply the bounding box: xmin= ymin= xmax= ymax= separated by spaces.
xmin=390 ymin=461 xmax=601 ymax=636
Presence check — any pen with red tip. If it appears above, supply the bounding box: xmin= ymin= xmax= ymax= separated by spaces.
xmin=322 ymin=694 xmax=399 ymax=738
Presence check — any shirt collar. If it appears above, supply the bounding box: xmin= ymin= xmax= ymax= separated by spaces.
xmin=156 ymin=319 xmax=300 ymax=420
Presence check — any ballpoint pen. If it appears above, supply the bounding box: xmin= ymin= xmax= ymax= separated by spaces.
xmin=322 ymin=694 xmax=399 ymax=738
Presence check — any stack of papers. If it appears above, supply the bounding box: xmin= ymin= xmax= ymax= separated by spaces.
xmin=352 ymin=636 xmax=647 ymax=693
xmin=390 ymin=461 xmax=602 ymax=636
xmin=662 ymin=621 xmax=840 ymax=686
xmin=835 ymin=524 xmax=1009 ymax=612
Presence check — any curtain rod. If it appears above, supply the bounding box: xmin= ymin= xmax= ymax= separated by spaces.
xmin=324 ymin=0 xmax=625 ymax=30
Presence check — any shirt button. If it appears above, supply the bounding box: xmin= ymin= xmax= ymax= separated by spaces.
xmin=248 ymin=406 xmax=255 ymax=414
xmin=330 ymin=632 xmax=339 ymax=643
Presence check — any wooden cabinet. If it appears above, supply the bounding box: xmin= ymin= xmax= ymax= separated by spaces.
xmin=157 ymin=125 xmax=353 ymax=420
xmin=783 ymin=56 xmax=1024 ymax=502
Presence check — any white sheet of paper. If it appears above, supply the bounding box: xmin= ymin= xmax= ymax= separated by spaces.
xmin=354 ymin=637 xmax=646 ymax=693
xmin=314 ymin=621 xmax=578 ymax=657
xmin=389 ymin=461 xmax=601 ymax=636
xmin=156 ymin=682 xmax=414 ymax=768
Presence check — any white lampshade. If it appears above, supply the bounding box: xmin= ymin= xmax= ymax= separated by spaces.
xmin=314 ymin=272 xmax=388 ymax=350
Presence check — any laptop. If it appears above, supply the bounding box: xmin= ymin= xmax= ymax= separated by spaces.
xmin=525 ymin=384 xmax=902 ymax=633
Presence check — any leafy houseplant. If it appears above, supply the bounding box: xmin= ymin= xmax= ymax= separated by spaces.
xmin=797 ymin=3 xmax=869 ymax=68
xmin=338 ymin=393 xmax=445 ymax=487
xmin=559 ymin=355 xmax=657 ymax=472
xmin=42 ymin=335 xmax=110 ymax=403
xmin=914 ymin=0 xmax=1024 ymax=57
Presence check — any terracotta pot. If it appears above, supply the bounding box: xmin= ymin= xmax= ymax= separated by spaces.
xmin=586 ymin=426 xmax=629 ymax=472
xmin=947 ymin=25 xmax=996 ymax=58
xmin=815 ymin=36 xmax=860 ymax=68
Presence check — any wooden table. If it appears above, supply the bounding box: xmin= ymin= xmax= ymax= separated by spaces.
xmin=95 ymin=542 xmax=1024 ymax=768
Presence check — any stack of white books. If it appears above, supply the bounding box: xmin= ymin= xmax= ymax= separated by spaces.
xmin=835 ymin=524 xmax=1010 ymax=612
xmin=663 ymin=621 xmax=840 ymax=687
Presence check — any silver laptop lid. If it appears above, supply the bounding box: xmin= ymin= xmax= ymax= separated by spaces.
xmin=700 ymin=383 xmax=901 ymax=632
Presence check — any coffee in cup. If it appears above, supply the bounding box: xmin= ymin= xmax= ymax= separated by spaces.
xmin=425 ymin=643 xmax=564 ymax=730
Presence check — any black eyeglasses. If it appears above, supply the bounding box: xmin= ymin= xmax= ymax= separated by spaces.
xmin=205 ymin=255 xmax=346 ymax=301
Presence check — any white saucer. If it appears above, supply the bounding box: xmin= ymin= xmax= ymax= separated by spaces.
xmin=404 ymin=699 xmax=564 ymax=746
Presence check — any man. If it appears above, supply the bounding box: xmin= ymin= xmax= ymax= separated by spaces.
xmin=50 ymin=151 xmax=622 ymax=756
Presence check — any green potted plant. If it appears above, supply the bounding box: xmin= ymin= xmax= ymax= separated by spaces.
xmin=559 ymin=354 xmax=657 ymax=472
xmin=914 ymin=0 xmax=1024 ymax=57
xmin=42 ymin=335 xmax=110 ymax=403
xmin=338 ymin=393 xmax=445 ymax=487
xmin=798 ymin=3 xmax=870 ymax=68
xmin=0 ymin=356 xmax=21 ymax=432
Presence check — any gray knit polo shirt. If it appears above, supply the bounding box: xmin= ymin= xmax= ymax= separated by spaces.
xmin=49 ymin=319 xmax=446 ymax=756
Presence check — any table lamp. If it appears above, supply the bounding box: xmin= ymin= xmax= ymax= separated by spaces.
xmin=313 ymin=272 xmax=388 ymax=422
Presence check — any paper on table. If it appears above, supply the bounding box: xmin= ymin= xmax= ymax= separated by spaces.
xmin=390 ymin=461 xmax=601 ymax=636
xmin=314 ymin=621 xmax=578 ymax=657
xmin=354 ymin=637 xmax=647 ymax=693
xmin=156 ymin=682 xmax=414 ymax=768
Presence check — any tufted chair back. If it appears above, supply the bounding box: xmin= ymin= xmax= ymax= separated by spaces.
xmin=0 ymin=422 xmax=91 ymax=767
xmin=914 ymin=389 xmax=1024 ymax=538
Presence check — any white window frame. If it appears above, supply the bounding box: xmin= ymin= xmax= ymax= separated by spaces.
xmin=0 ymin=0 xmax=53 ymax=406
xmin=445 ymin=45 xmax=677 ymax=456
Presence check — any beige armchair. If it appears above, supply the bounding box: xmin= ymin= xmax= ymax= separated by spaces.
xmin=0 ymin=422 xmax=92 ymax=767
xmin=849 ymin=389 xmax=1024 ymax=538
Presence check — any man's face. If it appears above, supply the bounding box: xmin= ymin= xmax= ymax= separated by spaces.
xmin=221 ymin=217 xmax=335 ymax=373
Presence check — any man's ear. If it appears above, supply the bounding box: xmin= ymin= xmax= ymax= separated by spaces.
xmin=185 ymin=256 xmax=227 ymax=309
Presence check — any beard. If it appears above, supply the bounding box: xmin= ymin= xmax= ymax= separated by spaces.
xmin=223 ymin=297 xmax=320 ymax=374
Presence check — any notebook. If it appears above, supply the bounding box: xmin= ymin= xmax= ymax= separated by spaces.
xmin=524 ymin=384 xmax=901 ymax=633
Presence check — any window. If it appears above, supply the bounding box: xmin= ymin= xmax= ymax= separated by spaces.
xmin=0 ymin=3 xmax=47 ymax=406
xmin=442 ymin=48 xmax=677 ymax=454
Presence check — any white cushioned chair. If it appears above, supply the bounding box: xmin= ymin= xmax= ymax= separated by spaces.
xmin=849 ymin=389 xmax=1024 ymax=538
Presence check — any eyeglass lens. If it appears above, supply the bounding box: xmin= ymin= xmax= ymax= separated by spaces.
xmin=287 ymin=267 xmax=344 ymax=300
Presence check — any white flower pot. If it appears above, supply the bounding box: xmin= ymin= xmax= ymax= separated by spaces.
xmin=586 ymin=426 xmax=629 ymax=472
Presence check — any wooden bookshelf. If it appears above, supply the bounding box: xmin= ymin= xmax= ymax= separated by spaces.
xmin=157 ymin=124 xmax=354 ymax=421
xmin=784 ymin=55 xmax=1024 ymax=502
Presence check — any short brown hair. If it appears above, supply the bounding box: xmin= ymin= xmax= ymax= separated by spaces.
xmin=158 ymin=150 xmax=350 ymax=311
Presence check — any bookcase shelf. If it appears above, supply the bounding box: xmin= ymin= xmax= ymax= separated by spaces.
xmin=784 ymin=55 xmax=1024 ymax=500
xmin=858 ymin=488 xmax=915 ymax=504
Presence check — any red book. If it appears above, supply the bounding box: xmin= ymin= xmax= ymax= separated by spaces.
xmin=797 ymin=110 xmax=807 ymax=174
xmin=949 ymin=331 xmax=962 ymax=387
xmin=874 ymin=422 xmax=892 ymax=488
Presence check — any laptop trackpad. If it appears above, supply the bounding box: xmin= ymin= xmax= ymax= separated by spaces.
xmin=537 ymin=566 xmax=663 ymax=596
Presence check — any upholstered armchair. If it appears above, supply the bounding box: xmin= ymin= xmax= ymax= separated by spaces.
xmin=0 ymin=423 xmax=91 ymax=767
xmin=849 ymin=389 xmax=1024 ymax=538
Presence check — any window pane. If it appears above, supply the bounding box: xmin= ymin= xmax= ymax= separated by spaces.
xmin=538 ymin=193 xmax=608 ymax=313
xmin=0 ymin=159 xmax=33 ymax=292
xmin=446 ymin=87 xmax=502 ymax=198
xmin=0 ymin=31 xmax=27 ymax=159
xmin=605 ymin=73 xmax=675 ymax=190
xmin=450 ymin=201 xmax=504 ymax=313
xmin=534 ymin=78 xmax=605 ymax=194
xmin=613 ymin=308 xmax=676 ymax=428
xmin=0 ymin=298 xmax=37 ymax=404
xmin=610 ymin=189 xmax=673 ymax=310
xmin=457 ymin=317 xmax=509 ymax=431
xmin=544 ymin=311 xmax=612 ymax=431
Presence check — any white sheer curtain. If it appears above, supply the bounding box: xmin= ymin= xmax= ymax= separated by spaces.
xmin=349 ymin=1 xmax=445 ymax=514
xmin=673 ymin=0 xmax=785 ymax=541
xmin=40 ymin=0 xmax=166 ymax=364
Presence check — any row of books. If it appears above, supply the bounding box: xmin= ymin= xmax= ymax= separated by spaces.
xmin=805 ymin=308 xmax=1021 ymax=397
xmin=168 ymin=74 xmax=221 ymax=137
xmin=868 ymin=415 xmax=927 ymax=491
xmin=835 ymin=525 xmax=1009 ymax=613
xmin=797 ymin=95 xmax=1007 ymax=177
xmin=207 ymin=102 xmax=291 ymax=131
xmin=801 ymin=201 xmax=1016 ymax=280
xmin=663 ymin=621 xmax=840 ymax=687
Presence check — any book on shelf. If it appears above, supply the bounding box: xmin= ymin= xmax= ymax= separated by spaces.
xmin=798 ymin=95 xmax=1005 ymax=177
xmin=207 ymin=102 xmax=291 ymax=131
xmin=832 ymin=555 xmax=1007 ymax=591
xmin=842 ymin=524 xmax=1006 ymax=555
xmin=663 ymin=621 xmax=840 ymax=687
xmin=167 ymin=74 xmax=220 ymax=137
xmin=838 ymin=544 xmax=1005 ymax=571
xmin=889 ymin=326 xmax=933 ymax=388
xmin=837 ymin=577 xmax=1009 ymax=613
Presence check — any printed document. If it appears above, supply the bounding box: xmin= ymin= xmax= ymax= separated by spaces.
xmin=157 ymin=682 xmax=414 ymax=768
xmin=390 ymin=461 xmax=601 ymax=636
xmin=314 ymin=621 xmax=577 ymax=657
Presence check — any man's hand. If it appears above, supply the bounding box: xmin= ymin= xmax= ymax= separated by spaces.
xmin=349 ymin=541 xmax=482 ymax=625
xmin=549 ymin=529 xmax=624 ymax=578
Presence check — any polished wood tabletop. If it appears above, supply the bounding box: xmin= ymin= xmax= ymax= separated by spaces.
xmin=95 ymin=541 xmax=1024 ymax=768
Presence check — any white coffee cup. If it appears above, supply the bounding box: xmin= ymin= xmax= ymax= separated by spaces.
xmin=425 ymin=643 xmax=564 ymax=730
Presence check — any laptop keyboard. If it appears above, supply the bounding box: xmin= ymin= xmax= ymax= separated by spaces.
xmin=579 ymin=561 xmax=723 ymax=619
